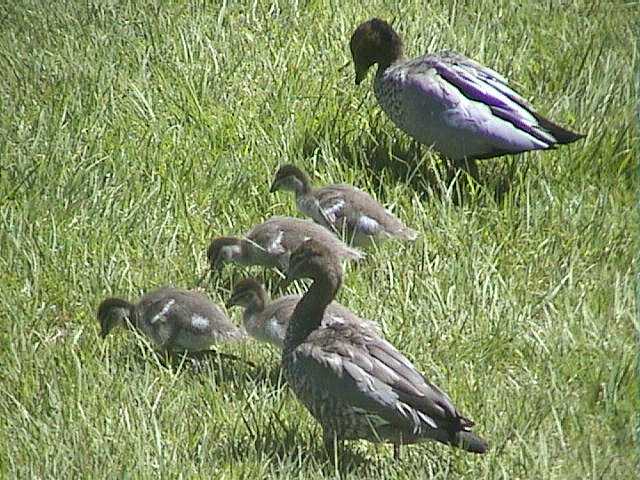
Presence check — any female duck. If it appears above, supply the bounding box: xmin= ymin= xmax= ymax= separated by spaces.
xmin=349 ymin=18 xmax=583 ymax=166
xmin=97 ymin=287 xmax=246 ymax=351
xmin=281 ymin=239 xmax=488 ymax=458
xmin=226 ymin=277 xmax=380 ymax=349
xmin=270 ymin=165 xmax=418 ymax=246
xmin=207 ymin=216 xmax=363 ymax=274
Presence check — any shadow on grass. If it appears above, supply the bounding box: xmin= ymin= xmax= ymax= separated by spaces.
xmin=301 ymin=118 xmax=526 ymax=207
xmin=303 ymin=122 xmax=446 ymax=202
xmin=218 ymin=419 xmax=373 ymax=476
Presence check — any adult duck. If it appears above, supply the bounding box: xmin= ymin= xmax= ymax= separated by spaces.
xmin=349 ymin=18 xmax=584 ymax=173
xmin=281 ymin=239 xmax=488 ymax=458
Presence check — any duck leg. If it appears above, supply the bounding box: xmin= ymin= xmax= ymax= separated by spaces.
xmin=393 ymin=443 xmax=402 ymax=460
xmin=454 ymin=158 xmax=480 ymax=184
xmin=323 ymin=428 xmax=344 ymax=461
xmin=495 ymin=157 xmax=519 ymax=204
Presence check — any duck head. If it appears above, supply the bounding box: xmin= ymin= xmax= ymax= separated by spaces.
xmin=226 ymin=277 xmax=268 ymax=311
xmin=270 ymin=164 xmax=311 ymax=195
xmin=350 ymin=18 xmax=403 ymax=85
xmin=207 ymin=237 xmax=244 ymax=273
xmin=97 ymin=297 xmax=135 ymax=338
xmin=286 ymin=239 xmax=342 ymax=286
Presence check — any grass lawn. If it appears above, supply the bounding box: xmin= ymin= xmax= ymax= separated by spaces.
xmin=0 ymin=1 xmax=637 ymax=478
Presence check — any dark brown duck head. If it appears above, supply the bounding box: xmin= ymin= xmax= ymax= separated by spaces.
xmin=269 ymin=164 xmax=311 ymax=195
xmin=286 ymin=239 xmax=342 ymax=288
xmin=226 ymin=277 xmax=268 ymax=311
xmin=96 ymin=297 xmax=135 ymax=338
xmin=350 ymin=18 xmax=404 ymax=85
xmin=206 ymin=236 xmax=245 ymax=272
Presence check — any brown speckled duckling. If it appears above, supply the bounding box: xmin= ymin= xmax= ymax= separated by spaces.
xmin=226 ymin=277 xmax=381 ymax=349
xmin=270 ymin=165 xmax=418 ymax=246
xmin=97 ymin=287 xmax=246 ymax=351
xmin=207 ymin=215 xmax=364 ymax=273
xmin=282 ymin=240 xmax=488 ymax=458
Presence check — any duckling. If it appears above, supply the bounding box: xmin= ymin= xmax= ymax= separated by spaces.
xmin=97 ymin=287 xmax=246 ymax=351
xmin=282 ymin=239 xmax=488 ymax=458
xmin=226 ymin=277 xmax=381 ymax=349
xmin=206 ymin=216 xmax=363 ymax=274
xmin=270 ymin=165 xmax=418 ymax=246
xmin=349 ymin=18 xmax=584 ymax=175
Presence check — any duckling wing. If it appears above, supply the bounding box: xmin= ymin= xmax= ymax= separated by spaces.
xmin=317 ymin=185 xmax=415 ymax=240
xmin=246 ymin=219 xmax=288 ymax=256
xmin=297 ymin=326 xmax=472 ymax=435
xmin=171 ymin=290 xmax=243 ymax=341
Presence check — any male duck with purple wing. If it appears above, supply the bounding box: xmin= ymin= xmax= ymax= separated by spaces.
xmin=281 ymin=239 xmax=488 ymax=459
xmin=270 ymin=164 xmax=418 ymax=246
xmin=349 ymin=18 xmax=584 ymax=177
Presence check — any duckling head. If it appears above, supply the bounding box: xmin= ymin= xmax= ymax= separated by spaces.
xmin=207 ymin=237 xmax=244 ymax=272
xmin=97 ymin=297 xmax=134 ymax=338
xmin=226 ymin=277 xmax=268 ymax=310
xmin=270 ymin=164 xmax=311 ymax=195
xmin=350 ymin=18 xmax=403 ymax=85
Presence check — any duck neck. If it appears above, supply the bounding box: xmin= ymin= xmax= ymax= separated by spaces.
xmin=284 ymin=270 xmax=341 ymax=351
xmin=234 ymin=239 xmax=252 ymax=264
xmin=376 ymin=53 xmax=405 ymax=77
xmin=293 ymin=172 xmax=312 ymax=198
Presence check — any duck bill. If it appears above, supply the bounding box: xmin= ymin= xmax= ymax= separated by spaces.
xmin=354 ymin=65 xmax=367 ymax=85
xmin=269 ymin=180 xmax=280 ymax=193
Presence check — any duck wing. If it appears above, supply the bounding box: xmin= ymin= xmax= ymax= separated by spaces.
xmin=313 ymin=185 xmax=415 ymax=240
xmin=294 ymin=324 xmax=478 ymax=442
xmin=138 ymin=288 xmax=244 ymax=349
xmin=395 ymin=52 xmax=581 ymax=160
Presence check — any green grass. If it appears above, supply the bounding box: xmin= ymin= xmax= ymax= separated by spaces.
xmin=0 ymin=0 xmax=637 ymax=478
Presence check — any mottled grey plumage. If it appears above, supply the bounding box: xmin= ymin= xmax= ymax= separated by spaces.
xmin=207 ymin=216 xmax=364 ymax=273
xmin=350 ymin=18 xmax=584 ymax=162
xmin=226 ymin=277 xmax=381 ymax=349
xmin=97 ymin=287 xmax=246 ymax=351
xmin=282 ymin=240 xmax=488 ymax=457
xmin=270 ymin=165 xmax=418 ymax=246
